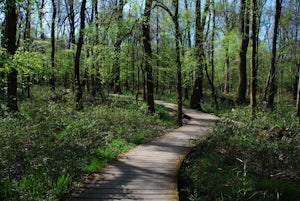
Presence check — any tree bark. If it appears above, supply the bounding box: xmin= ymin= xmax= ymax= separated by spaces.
xmin=237 ymin=0 xmax=250 ymax=104
xmin=113 ymin=0 xmax=124 ymax=94
xmin=210 ymin=0 xmax=219 ymax=110
xmin=296 ymin=66 xmax=300 ymax=117
xmin=142 ymin=0 xmax=155 ymax=113
xmin=50 ymin=0 xmax=57 ymax=91
xmin=5 ymin=0 xmax=18 ymax=112
xmin=267 ymin=0 xmax=282 ymax=109
xmin=294 ymin=61 xmax=300 ymax=100
xmin=23 ymin=0 xmax=31 ymax=98
xmin=74 ymin=0 xmax=86 ymax=111
xmin=68 ymin=0 xmax=76 ymax=46
xmin=173 ymin=0 xmax=183 ymax=126
xmin=250 ymin=0 xmax=258 ymax=117
xmin=224 ymin=45 xmax=230 ymax=93
xmin=38 ymin=0 xmax=45 ymax=39
xmin=184 ymin=0 xmax=191 ymax=100
xmin=190 ymin=0 xmax=210 ymax=110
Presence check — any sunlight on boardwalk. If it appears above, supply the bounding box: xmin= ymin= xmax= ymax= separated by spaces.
xmin=68 ymin=101 xmax=219 ymax=201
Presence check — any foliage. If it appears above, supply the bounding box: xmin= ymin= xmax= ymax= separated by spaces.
xmin=179 ymin=104 xmax=300 ymax=201
xmin=0 ymin=87 xmax=176 ymax=201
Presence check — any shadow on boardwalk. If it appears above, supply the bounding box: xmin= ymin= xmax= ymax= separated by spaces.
xmin=68 ymin=101 xmax=219 ymax=201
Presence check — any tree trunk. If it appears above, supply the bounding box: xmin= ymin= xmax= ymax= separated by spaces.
xmin=250 ymin=0 xmax=258 ymax=117
xmin=23 ymin=0 xmax=31 ymax=98
xmin=237 ymin=0 xmax=250 ymax=104
xmin=190 ymin=0 xmax=210 ymax=111
xmin=38 ymin=0 xmax=45 ymax=39
xmin=142 ymin=0 xmax=155 ymax=113
xmin=296 ymin=69 xmax=300 ymax=117
xmin=50 ymin=0 xmax=57 ymax=91
xmin=74 ymin=0 xmax=86 ymax=111
xmin=113 ymin=0 xmax=124 ymax=94
xmin=267 ymin=0 xmax=282 ymax=109
xmin=210 ymin=0 xmax=219 ymax=110
xmin=5 ymin=0 xmax=18 ymax=112
xmin=224 ymin=45 xmax=230 ymax=93
xmin=173 ymin=0 xmax=183 ymax=126
xmin=183 ymin=0 xmax=191 ymax=101
xmin=294 ymin=61 xmax=300 ymax=100
xmin=69 ymin=0 xmax=76 ymax=46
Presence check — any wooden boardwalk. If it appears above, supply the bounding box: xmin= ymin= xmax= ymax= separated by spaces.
xmin=68 ymin=101 xmax=219 ymax=201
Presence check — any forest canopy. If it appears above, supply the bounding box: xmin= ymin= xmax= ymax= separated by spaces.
xmin=0 ymin=0 xmax=299 ymax=116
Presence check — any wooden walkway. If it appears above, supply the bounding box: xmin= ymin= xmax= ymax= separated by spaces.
xmin=68 ymin=101 xmax=219 ymax=201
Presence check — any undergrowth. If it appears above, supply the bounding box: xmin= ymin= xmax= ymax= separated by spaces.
xmin=179 ymin=103 xmax=300 ymax=201
xmin=0 ymin=87 xmax=176 ymax=201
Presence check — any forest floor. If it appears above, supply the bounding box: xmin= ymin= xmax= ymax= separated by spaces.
xmin=67 ymin=101 xmax=219 ymax=201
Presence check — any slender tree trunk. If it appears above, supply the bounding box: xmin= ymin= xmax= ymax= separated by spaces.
xmin=50 ymin=0 xmax=57 ymax=91
xmin=38 ymin=0 xmax=45 ymax=39
xmin=93 ymin=0 xmax=103 ymax=98
xmin=113 ymin=42 xmax=122 ymax=94
xmin=5 ymin=0 xmax=18 ymax=112
xmin=155 ymin=8 xmax=159 ymax=94
xmin=190 ymin=0 xmax=210 ymax=110
xmin=173 ymin=0 xmax=183 ymax=126
xmin=74 ymin=0 xmax=86 ymax=111
xmin=294 ymin=61 xmax=300 ymax=100
xmin=184 ymin=0 xmax=191 ymax=100
xmin=142 ymin=0 xmax=155 ymax=113
xmin=210 ymin=0 xmax=219 ymax=110
xmin=131 ymin=37 xmax=136 ymax=95
xmin=90 ymin=0 xmax=96 ymax=97
xmin=113 ymin=0 xmax=124 ymax=94
xmin=250 ymin=0 xmax=258 ymax=117
xmin=237 ymin=0 xmax=250 ymax=104
xmin=296 ymin=68 xmax=300 ymax=117
xmin=267 ymin=0 xmax=282 ymax=109
xmin=69 ymin=0 xmax=76 ymax=46
xmin=224 ymin=44 xmax=230 ymax=93
xmin=190 ymin=0 xmax=203 ymax=110
xmin=23 ymin=0 xmax=31 ymax=98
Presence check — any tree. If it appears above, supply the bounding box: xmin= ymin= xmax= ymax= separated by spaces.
xmin=294 ymin=61 xmax=300 ymax=100
xmin=190 ymin=0 xmax=210 ymax=110
xmin=142 ymin=0 xmax=155 ymax=113
xmin=50 ymin=0 xmax=57 ymax=91
xmin=174 ymin=0 xmax=183 ymax=126
xmin=296 ymin=61 xmax=300 ymax=117
xmin=5 ymin=0 xmax=18 ymax=112
xmin=207 ymin=0 xmax=219 ymax=110
xmin=74 ymin=0 xmax=86 ymax=111
xmin=112 ymin=0 xmax=124 ymax=94
xmin=237 ymin=0 xmax=250 ymax=104
xmin=38 ymin=0 xmax=45 ymax=39
xmin=22 ymin=0 xmax=32 ymax=98
xmin=267 ymin=0 xmax=282 ymax=109
xmin=250 ymin=0 xmax=258 ymax=117
xmin=65 ymin=0 xmax=75 ymax=47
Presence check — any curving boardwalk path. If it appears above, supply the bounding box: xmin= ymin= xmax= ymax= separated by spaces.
xmin=68 ymin=101 xmax=219 ymax=201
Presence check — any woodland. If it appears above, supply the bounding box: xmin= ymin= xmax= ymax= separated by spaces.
xmin=0 ymin=0 xmax=299 ymax=200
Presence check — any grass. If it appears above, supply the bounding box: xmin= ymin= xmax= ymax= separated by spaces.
xmin=178 ymin=100 xmax=300 ymax=201
xmin=0 ymin=86 xmax=176 ymax=201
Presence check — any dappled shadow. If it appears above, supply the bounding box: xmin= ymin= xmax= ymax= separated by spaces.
xmin=68 ymin=99 xmax=219 ymax=201
xmin=69 ymin=153 xmax=178 ymax=200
